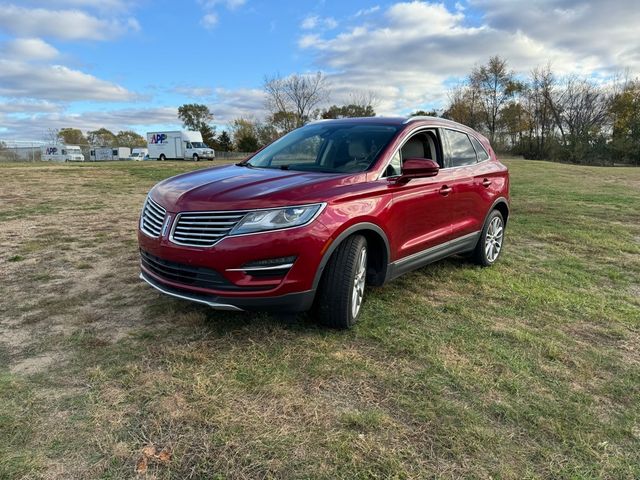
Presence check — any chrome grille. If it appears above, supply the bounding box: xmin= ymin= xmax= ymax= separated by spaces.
xmin=170 ymin=210 xmax=249 ymax=247
xmin=140 ymin=197 xmax=166 ymax=237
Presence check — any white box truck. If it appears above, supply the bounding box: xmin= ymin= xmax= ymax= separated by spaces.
xmin=89 ymin=146 xmax=131 ymax=161
xmin=41 ymin=144 xmax=85 ymax=162
xmin=129 ymin=148 xmax=149 ymax=161
xmin=147 ymin=131 xmax=215 ymax=161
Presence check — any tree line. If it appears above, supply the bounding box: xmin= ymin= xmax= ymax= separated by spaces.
xmin=48 ymin=59 xmax=639 ymax=165
xmin=441 ymin=56 xmax=640 ymax=166
xmin=49 ymin=128 xmax=147 ymax=149
xmin=177 ymin=73 xmax=377 ymax=152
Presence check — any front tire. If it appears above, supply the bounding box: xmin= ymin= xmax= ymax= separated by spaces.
xmin=316 ymin=235 xmax=368 ymax=329
xmin=472 ymin=209 xmax=505 ymax=266
xmin=193 ymin=154 xmax=199 ymax=162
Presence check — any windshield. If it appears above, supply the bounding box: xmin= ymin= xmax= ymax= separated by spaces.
xmin=190 ymin=142 xmax=207 ymax=148
xmin=247 ymin=123 xmax=401 ymax=173
xmin=131 ymin=153 xmax=140 ymax=157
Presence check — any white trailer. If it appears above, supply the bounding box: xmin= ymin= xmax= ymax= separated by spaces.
xmin=129 ymin=148 xmax=149 ymax=161
xmin=41 ymin=144 xmax=85 ymax=162
xmin=147 ymin=131 xmax=215 ymax=161
xmin=89 ymin=146 xmax=131 ymax=161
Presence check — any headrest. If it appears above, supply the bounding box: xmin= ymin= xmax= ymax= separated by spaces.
xmin=348 ymin=140 xmax=367 ymax=159
xmin=401 ymin=138 xmax=424 ymax=159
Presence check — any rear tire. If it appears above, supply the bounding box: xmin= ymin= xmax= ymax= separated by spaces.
xmin=316 ymin=235 xmax=368 ymax=329
xmin=472 ymin=209 xmax=505 ymax=267
xmin=159 ymin=154 xmax=166 ymax=161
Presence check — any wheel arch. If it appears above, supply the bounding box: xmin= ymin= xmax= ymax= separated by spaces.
xmin=489 ymin=197 xmax=510 ymax=226
xmin=312 ymin=222 xmax=390 ymax=290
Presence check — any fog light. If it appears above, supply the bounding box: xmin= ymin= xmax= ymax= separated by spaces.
xmin=226 ymin=256 xmax=297 ymax=277
xmin=243 ymin=256 xmax=297 ymax=268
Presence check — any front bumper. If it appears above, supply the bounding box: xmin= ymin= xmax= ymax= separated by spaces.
xmin=137 ymin=213 xmax=332 ymax=312
xmin=140 ymin=270 xmax=316 ymax=312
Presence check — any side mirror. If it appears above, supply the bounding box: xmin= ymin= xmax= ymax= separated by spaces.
xmin=393 ymin=158 xmax=439 ymax=184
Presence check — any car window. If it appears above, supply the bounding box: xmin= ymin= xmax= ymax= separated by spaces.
xmin=382 ymin=129 xmax=442 ymax=178
xmin=385 ymin=150 xmax=402 ymax=177
xmin=469 ymin=135 xmax=490 ymax=161
xmin=248 ymin=124 xmax=400 ymax=174
xmin=271 ymin=135 xmax=321 ymax=166
xmin=444 ymin=129 xmax=477 ymax=167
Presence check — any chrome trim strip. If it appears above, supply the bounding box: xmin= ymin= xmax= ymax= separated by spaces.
xmin=139 ymin=273 xmax=244 ymax=311
xmin=226 ymin=263 xmax=294 ymax=272
xmin=394 ymin=231 xmax=481 ymax=266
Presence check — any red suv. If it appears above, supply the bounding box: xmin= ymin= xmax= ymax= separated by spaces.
xmin=138 ymin=116 xmax=509 ymax=328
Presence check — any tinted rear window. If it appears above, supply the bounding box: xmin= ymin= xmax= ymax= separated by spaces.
xmin=444 ymin=129 xmax=477 ymax=167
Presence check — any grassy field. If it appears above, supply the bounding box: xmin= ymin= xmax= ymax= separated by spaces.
xmin=0 ymin=158 xmax=639 ymax=479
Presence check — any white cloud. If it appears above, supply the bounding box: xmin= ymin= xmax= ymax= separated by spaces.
xmin=297 ymin=0 xmax=632 ymax=115
xmin=19 ymin=0 xmax=137 ymax=13
xmin=201 ymin=13 xmax=218 ymax=29
xmin=301 ymin=15 xmax=338 ymax=30
xmin=354 ymin=6 xmax=380 ymax=17
xmin=171 ymin=85 xmax=215 ymax=98
xmin=199 ymin=0 xmax=246 ymax=9
xmin=0 ymin=99 xmax=61 ymax=114
xmin=0 ymin=107 xmax=180 ymax=140
xmin=2 ymin=38 xmax=59 ymax=61
xmin=0 ymin=4 xmax=140 ymax=40
xmin=0 ymin=59 xmax=137 ymax=102
xmin=208 ymin=87 xmax=267 ymax=123
xmin=198 ymin=0 xmax=246 ymax=29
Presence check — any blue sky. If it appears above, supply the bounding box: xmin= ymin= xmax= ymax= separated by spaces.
xmin=0 ymin=0 xmax=637 ymax=141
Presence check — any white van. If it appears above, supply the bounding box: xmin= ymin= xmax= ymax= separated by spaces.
xmin=129 ymin=148 xmax=149 ymax=161
xmin=146 ymin=131 xmax=215 ymax=161
xmin=89 ymin=147 xmax=131 ymax=161
xmin=41 ymin=144 xmax=85 ymax=162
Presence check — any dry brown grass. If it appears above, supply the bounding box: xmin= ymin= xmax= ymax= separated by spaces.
xmin=0 ymin=159 xmax=639 ymax=479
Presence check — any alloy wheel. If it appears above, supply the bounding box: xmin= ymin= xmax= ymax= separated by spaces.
xmin=351 ymin=246 xmax=367 ymax=318
xmin=485 ymin=216 xmax=504 ymax=263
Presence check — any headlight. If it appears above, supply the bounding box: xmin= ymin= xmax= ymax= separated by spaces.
xmin=229 ymin=203 xmax=325 ymax=236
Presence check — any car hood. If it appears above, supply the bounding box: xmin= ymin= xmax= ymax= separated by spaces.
xmin=151 ymin=164 xmax=359 ymax=212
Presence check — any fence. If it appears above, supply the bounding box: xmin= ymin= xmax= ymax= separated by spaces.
xmin=0 ymin=142 xmax=44 ymax=162
xmin=0 ymin=139 xmax=255 ymax=163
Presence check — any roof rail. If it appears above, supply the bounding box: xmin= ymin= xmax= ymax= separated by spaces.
xmin=403 ymin=116 xmax=459 ymax=126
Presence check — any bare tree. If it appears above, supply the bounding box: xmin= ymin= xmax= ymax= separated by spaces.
xmin=347 ymin=90 xmax=379 ymax=111
xmin=264 ymin=72 xmax=329 ymax=131
xmin=551 ymin=76 xmax=610 ymax=161
xmin=44 ymin=128 xmax=60 ymax=144
xmin=523 ymin=65 xmax=556 ymax=157
xmin=443 ymin=84 xmax=482 ymax=130
xmin=469 ymin=56 xmax=521 ymax=144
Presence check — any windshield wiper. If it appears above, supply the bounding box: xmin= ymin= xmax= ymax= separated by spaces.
xmin=279 ymin=165 xmax=290 ymax=170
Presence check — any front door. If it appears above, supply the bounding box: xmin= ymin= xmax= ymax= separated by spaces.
xmin=384 ymin=129 xmax=453 ymax=261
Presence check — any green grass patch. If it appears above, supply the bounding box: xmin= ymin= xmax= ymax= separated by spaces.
xmin=0 ymin=158 xmax=638 ymax=478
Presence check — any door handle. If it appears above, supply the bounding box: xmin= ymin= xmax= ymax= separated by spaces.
xmin=439 ymin=185 xmax=452 ymax=196
xmin=482 ymin=178 xmax=492 ymax=188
